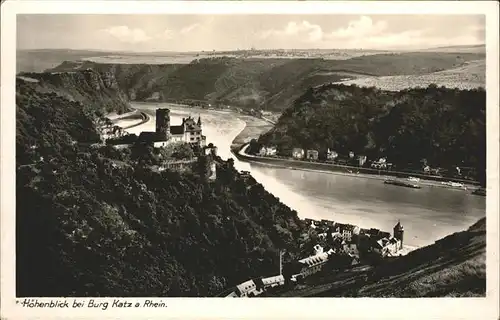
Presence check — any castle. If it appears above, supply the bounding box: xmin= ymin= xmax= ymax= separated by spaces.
xmin=137 ymin=108 xmax=207 ymax=148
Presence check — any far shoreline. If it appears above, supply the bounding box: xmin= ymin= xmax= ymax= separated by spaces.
xmin=235 ymin=143 xmax=482 ymax=192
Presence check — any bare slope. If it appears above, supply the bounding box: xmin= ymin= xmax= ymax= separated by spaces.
xmin=339 ymin=59 xmax=485 ymax=91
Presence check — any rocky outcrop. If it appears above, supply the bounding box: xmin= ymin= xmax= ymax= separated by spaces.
xmin=17 ymin=69 xmax=131 ymax=114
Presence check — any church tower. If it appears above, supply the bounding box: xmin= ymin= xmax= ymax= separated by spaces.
xmin=393 ymin=220 xmax=404 ymax=248
xmin=197 ymin=115 xmax=202 ymax=126
xmin=156 ymin=108 xmax=171 ymax=140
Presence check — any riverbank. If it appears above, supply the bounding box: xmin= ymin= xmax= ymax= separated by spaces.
xmin=120 ymin=112 xmax=150 ymax=130
xmin=230 ymin=114 xmax=274 ymax=150
xmin=235 ymin=143 xmax=480 ymax=191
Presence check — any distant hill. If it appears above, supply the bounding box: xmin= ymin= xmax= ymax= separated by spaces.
xmin=16 ymin=49 xmax=115 ymax=73
xmin=417 ymin=44 xmax=486 ymax=54
xmin=40 ymin=51 xmax=485 ymax=111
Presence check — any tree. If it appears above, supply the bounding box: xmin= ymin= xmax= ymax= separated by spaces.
xmin=172 ymin=143 xmax=195 ymax=160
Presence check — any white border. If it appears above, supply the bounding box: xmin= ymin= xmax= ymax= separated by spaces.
xmin=1 ymin=1 xmax=499 ymax=320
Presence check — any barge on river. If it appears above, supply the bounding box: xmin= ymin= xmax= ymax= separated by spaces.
xmin=384 ymin=179 xmax=421 ymax=189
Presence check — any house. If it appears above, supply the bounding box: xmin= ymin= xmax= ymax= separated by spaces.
xmin=424 ymin=165 xmax=440 ymax=175
xmin=373 ymin=237 xmax=401 ymax=257
xmin=379 ymin=231 xmax=391 ymax=239
xmin=343 ymin=243 xmax=359 ymax=257
xmin=371 ymin=157 xmax=392 ymax=170
xmin=259 ymin=146 xmax=277 ymax=157
xmin=235 ymin=280 xmax=263 ymax=297
xmin=292 ymin=251 xmax=330 ymax=280
xmin=358 ymin=155 xmax=367 ymax=167
xmin=335 ymin=224 xmax=355 ymax=242
xmin=304 ymin=218 xmax=314 ymax=226
xmin=371 ymin=221 xmax=404 ymax=257
xmin=320 ymin=219 xmax=335 ymax=227
xmin=313 ymin=244 xmax=324 ymax=255
xmin=306 ymin=149 xmax=319 ymax=160
xmin=365 ymin=227 xmax=390 ymax=241
xmin=260 ymin=275 xmax=285 ymax=289
xmin=331 ymin=231 xmax=343 ymax=240
xmin=292 ymin=148 xmax=305 ymax=159
xmin=266 ymin=146 xmax=278 ymax=157
xmin=326 ymin=149 xmax=338 ymax=161
xmin=225 ymin=291 xmax=238 ymax=298
xmin=367 ymin=228 xmax=381 ymax=237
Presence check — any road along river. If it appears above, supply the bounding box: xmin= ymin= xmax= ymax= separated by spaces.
xmin=119 ymin=102 xmax=486 ymax=248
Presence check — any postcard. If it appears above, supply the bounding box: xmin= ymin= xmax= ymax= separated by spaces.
xmin=1 ymin=1 xmax=499 ymax=319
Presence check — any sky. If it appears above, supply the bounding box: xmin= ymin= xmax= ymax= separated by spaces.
xmin=17 ymin=14 xmax=485 ymax=52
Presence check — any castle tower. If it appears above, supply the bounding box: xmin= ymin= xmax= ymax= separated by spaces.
xmin=393 ymin=220 xmax=404 ymax=248
xmin=156 ymin=108 xmax=171 ymax=140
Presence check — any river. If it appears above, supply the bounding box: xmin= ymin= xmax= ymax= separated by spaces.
xmin=121 ymin=102 xmax=486 ymax=248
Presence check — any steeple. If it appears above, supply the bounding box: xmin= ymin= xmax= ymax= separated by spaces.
xmin=394 ymin=220 xmax=403 ymax=231
xmin=197 ymin=115 xmax=202 ymax=126
xmin=393 ymin=220 xmax=404 ymax=247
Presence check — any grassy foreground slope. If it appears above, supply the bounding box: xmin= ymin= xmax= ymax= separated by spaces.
xmin=42 ymin=51 xmax=485 ymax=111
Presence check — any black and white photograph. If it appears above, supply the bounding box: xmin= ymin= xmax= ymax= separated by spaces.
xmin=1 ymin=1 xmax=499 ymax=319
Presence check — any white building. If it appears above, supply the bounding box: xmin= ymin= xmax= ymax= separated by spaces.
xmin=235 ymin=280 xmax=263 ymax=297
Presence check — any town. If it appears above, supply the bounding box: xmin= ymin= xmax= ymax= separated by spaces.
xmin=223 ymin=218 xmax=406 ymax=298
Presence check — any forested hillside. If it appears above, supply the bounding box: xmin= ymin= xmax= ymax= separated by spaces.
xmin=16 ymin=80 xmax=303 ymax=297
xmin=42 ymin=51 xmax=485 ymax=111
xmin=257 ymin=83 xmax=486 ymax=184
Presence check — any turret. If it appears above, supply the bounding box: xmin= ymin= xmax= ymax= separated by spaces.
xmin=393 ymin=220 xmax=404 ymax=247
xmin=156 ymin=108 xmax=171 ymax=140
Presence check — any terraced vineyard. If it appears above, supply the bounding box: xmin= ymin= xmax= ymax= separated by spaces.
xmin=338 ymin=60 xmax=485 ymax=91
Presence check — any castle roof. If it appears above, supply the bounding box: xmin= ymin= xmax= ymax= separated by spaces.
xmin=170 ymin=125 xmax=184 ymax=135
xmin=183 ymin=117 xmax=202 ymax=133
xmin=394 ymin=220 xmax=404 ymax=230
xmin=137 ymin=131 xmax=165 ymax=143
